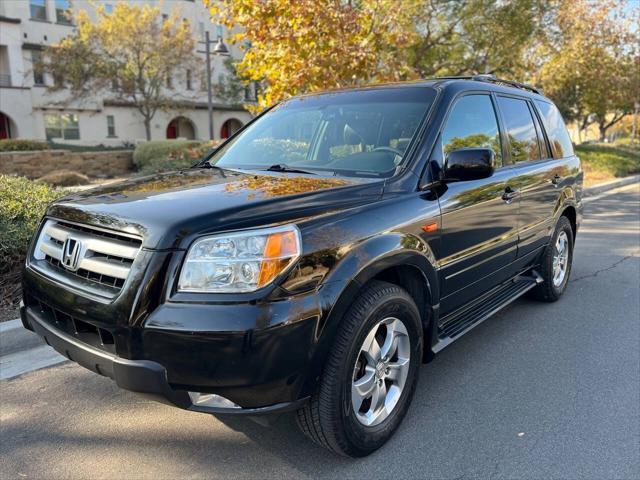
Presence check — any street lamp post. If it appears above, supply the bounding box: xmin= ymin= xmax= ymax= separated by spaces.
xmin=199 ymin=31 xmax=230 ymax=141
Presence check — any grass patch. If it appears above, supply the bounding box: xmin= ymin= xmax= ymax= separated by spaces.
xmin=576 ymin=142 xmax=640 ymax=186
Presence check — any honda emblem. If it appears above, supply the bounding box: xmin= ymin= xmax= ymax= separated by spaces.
xmin=61 ymin=237 xmax=82 ymax=271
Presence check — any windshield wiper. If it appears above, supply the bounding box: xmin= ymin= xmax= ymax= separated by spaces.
xmin=264 ymin=164 xmax=317 ymax=175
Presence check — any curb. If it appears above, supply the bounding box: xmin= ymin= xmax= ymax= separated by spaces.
xmin=583 ymin=175 xmax=640 ymax=197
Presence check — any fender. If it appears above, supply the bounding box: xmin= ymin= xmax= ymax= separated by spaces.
xmin=297 ymin=233 xmax=440 ymax=397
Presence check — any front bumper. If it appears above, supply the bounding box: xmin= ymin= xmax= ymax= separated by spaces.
xmin=22 ymin=305 xmax=309 ymax=415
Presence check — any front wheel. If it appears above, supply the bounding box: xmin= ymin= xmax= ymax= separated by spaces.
xmin=296 ymin=280 xmax=422 ymax=457
xmin=530 ymin=215 xmax=574 ymax=302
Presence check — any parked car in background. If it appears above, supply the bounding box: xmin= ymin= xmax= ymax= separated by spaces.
xmin=21 ymin=75 xmax=582 ymax=456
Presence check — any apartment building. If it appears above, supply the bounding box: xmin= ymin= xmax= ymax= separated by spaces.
xmin=0 ymin=0 xmax=253 ymax=145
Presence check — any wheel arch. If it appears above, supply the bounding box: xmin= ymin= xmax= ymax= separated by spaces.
xmin=560 ymin=205 xmax=577 ymax=240
xmin=313 ymin=237 xmax=440 ymax=377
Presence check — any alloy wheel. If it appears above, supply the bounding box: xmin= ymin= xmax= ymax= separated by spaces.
xmin=552 ymin=230 xmax=569 ymax=287
xmin=351 ymin=317 xmax=411 ymax=427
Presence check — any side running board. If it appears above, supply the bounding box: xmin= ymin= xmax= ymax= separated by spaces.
xmin=432 ymin=271 xmax=543 ymax=353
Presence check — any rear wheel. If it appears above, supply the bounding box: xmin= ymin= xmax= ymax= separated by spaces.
xmin=530 ymin=215 xmax=574 ymax=302
xmin=296 ymin=280 xmax=422 ymax=457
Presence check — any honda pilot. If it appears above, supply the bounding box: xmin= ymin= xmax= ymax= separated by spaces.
xmin=22 ymin=76 xmax=582 ymax=457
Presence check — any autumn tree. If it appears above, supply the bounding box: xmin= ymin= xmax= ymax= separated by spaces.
xmin=46 ymin=3 xmax=197 ymax=140
xmin=208 ymin=0 xmax=415 ymax=110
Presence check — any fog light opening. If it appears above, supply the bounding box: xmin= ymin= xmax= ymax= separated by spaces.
xmin=188 ymin=392 xmax=241 ymax=409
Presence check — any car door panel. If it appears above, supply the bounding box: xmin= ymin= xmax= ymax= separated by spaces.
xmin=437 ymin=168 xmax=519 ymax=315
xmin=433 ymin=93 xmax=519 ymax=316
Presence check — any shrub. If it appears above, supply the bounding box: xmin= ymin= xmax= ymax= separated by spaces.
xmin=133 ymin=140 xmax=219 ymax=173
xmin=0 ymin=139 xmax=50 ymax=152
xmin=0 ymin=175 xmax=65 ymax=275
xmin=37 ymin=170 xmax=91 ymax=187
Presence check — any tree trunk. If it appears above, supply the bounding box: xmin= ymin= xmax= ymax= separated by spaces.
xmin=144 ymin=117 xmax=152 ymax=141
xmin=599 ymin=123 xmax=607 ymax=142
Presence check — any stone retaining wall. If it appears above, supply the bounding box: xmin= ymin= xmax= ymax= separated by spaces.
xmin=0 ymin=150 xmax=134 ymax=179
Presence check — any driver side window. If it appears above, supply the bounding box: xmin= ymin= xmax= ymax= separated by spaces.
xmin=442 ymin=95 xmax=502 ymax=167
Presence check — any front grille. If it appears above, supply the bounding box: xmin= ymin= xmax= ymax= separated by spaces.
xmin=31 ymin=219 xmax=142 ymax=299
xmin=26 ymin=294 xmax=116 ymax=354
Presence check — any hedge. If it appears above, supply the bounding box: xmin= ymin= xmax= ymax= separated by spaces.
xmin=0 ymin=175 xmax=65 ymax=274
xmin=133 ymin=140 xmax=219 ymax=173
xmin=0 ymin=139 xmax=50 ymax=152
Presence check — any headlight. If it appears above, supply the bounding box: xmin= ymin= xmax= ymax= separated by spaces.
xmin=178 ymin=225 xmax=301 ymax=293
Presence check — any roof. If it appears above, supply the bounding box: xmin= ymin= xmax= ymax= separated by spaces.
xmin=294 ymin=75 xmax=545 ymax=100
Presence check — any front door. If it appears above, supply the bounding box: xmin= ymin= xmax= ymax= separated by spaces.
xmin=435 ymin=94 xmax=520 ymax=316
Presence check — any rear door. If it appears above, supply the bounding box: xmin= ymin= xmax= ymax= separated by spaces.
xmin=435 ymin=93 xmax=519 ymax=316
xmin=495 ymin=95 xmax=569 ymax=259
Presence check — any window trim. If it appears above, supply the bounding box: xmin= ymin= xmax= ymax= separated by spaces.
xmin=44 ymin=113 xmax=80 ymax=141
xmin=494 ymin=93 xmax=548 ymax=167
xmin=31 ymin=50 xmax=46 ymax=86
xmin=55 ymin=0 xmax=73 ymax=25
xmin=29 ymin=0 xmax=48 ymax=21
xmin=439 ymin=90 xmax=506 ymax=168
xmin=106 ymin=115 xmax=116 ymax=138
xmin=531 ymin=99 xmax=575 ymax=160
xmin=528 ymin=100 xmax=552 ymax=160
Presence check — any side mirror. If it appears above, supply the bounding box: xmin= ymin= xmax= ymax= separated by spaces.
xmin=443 ymin=148 xmax=495 ymax=182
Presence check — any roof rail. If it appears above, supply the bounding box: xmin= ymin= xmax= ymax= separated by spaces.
xmin=471 ymin=74 xmax=543 ymax=95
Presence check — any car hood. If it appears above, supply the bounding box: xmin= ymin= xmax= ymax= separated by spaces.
xmin=47 ymin=168 xmax=384 ymax=249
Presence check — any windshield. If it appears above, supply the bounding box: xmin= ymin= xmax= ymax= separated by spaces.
xmin=205 ymin=87 xmax=436 ymax=177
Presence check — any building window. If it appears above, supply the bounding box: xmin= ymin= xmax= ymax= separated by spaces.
xmin=162 ymin=13 xmax=168 ymax=23
xmin=186 ymin=69 xmax=192 ymax=90
xmin=30 ymin=0 xmax=47 ymax=21
xmin=166 ymin=73 xmax=172 ymax=89
xmin=44 ymin=113 xmax=80 ymax=140
xmin=198 ymin=22 xmax=205 ymax=38
xmin=215 ymin=24 xmax=223 ymax=39
xmin=107 ymin=115 xmax=116 ymax=137
xmin=31 ymin=50 xmax=45 ymax=86
xmin=55 ymin=0 xmax=72 ymax=24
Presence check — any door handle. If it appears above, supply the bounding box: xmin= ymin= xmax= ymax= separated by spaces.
xmin=551 ymin=174 xmax=562 ymax=186
xmin=502 ymin=187 xmax=519 ymax=203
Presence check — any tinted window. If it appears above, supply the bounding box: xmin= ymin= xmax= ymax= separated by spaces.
xmin=208 ymin=88 xmax=436 ymax=177
xmin=535 ymin=100 xmax=574 ymax=158
xmin=497 ymin=97 xmax=541 ymax=163
xmin=442 ymin=95 xmax=502 ymax=166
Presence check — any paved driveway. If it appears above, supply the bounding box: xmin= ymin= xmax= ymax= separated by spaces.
xmin=1 ymin=184 xmax=638 ymax=480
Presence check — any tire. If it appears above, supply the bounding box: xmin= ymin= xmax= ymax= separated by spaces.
xmin=296 ymin=280 xmax=422 ymax=457
xmin=529 ymin=215 xmax=574 ymax=302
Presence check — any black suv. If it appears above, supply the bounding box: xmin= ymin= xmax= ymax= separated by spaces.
xmin=22 ymin=76 xmax=582 ymax=457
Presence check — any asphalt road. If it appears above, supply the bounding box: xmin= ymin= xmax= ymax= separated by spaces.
xmin=1 ymin=184 xmax=639 ymax=480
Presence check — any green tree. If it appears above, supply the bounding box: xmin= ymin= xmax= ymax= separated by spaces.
xmin=46 ymin=3 xmax=197 ymax=140
xmin=404 ymin=0 xmax=549 ymax=78
xmin=535 ymin=0 xmax=639 ymax=142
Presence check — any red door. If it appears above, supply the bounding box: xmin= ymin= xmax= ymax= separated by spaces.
xmin=0 ymin=113 xmax=10 ymax=139
xmin=166 ymin=119 xmax=177 ymax=139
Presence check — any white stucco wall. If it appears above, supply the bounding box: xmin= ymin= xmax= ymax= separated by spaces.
xmin=0 ymin=0 xmax=254 ymax=144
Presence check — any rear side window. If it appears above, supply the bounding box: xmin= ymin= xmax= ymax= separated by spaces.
xmin=534 ymin=100 xmax=574 ymax=159
xmin=442 ymin=94 xmax=502 ymax=166
xmin=497 ymin=96 xmax=541 ymax=163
